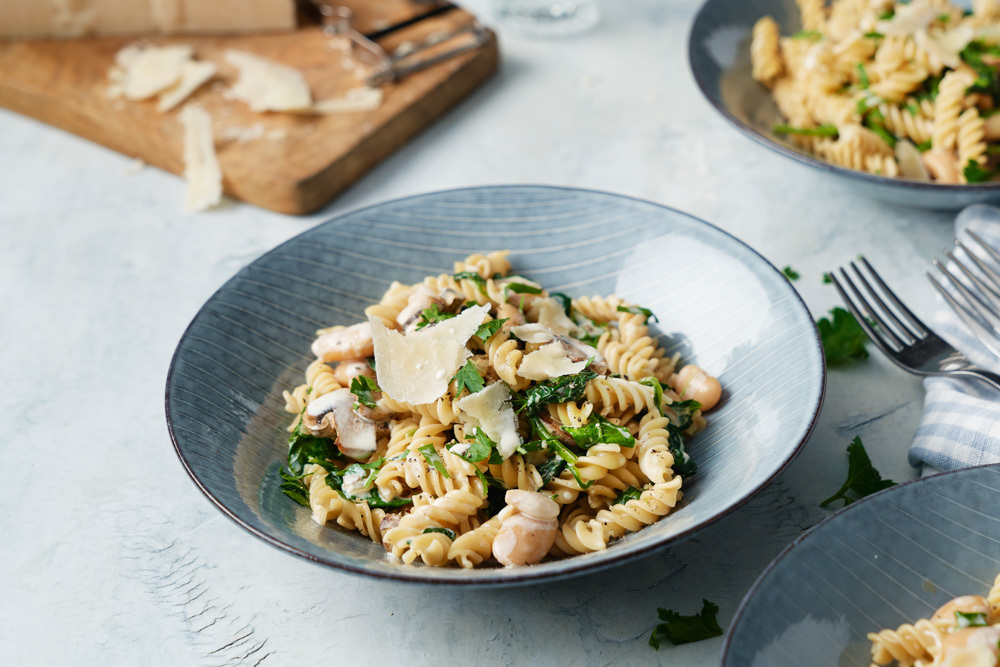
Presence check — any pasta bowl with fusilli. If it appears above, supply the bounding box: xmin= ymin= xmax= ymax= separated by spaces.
xmin=721 ymin=463 xmax=1000 ymax=667
xmin=165 ymin=185 xmax=825 ymax=585
xmin=690 ymin=0 xmax=1000 ymax=209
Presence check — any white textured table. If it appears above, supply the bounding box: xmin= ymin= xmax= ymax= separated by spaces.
xmin=0 ymin=1 xmax=956 ymax=664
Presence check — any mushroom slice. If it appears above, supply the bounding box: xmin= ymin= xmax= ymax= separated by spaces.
xmin=304 ymin=388 xmax=377 ymax=460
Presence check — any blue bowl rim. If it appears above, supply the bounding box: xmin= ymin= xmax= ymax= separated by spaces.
xmin=686 ymin=1 xmax=1000 ymax=194
xmin=719 ymin=461 xmax=1000 ymax=664
xmin=164 ymin=183 xmax=828 ymax=586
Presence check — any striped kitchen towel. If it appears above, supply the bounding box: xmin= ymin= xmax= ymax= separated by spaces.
xmin=909 ymin=204 xmax=1000 ymax=474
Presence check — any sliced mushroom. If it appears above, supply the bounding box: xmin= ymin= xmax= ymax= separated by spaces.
xmin=303 ymin=388 xmax=377 ymax=460
xmin=554 ymin=334 xmax=608 ymax=375
xmin=496 ymin=302 xmax=526 ymax=328
xmin=395 ymin=285 xmax=464 ymax=333
xmin=539 ymin=411 xmax=575 ymax=446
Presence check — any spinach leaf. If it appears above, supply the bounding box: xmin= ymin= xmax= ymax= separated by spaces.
xmin=366 ymin=356 xmax=377 ymax=370
xmin=474 ymin=318 xmax=507 ymax=341
xmin=964 ymin=159 xmax=995 ymax=183
xmin=616 ymin=304 xmax=659 ymax=323
xmin=422 ymin=527 xmax=457 ymax=540
xmin=530 ymin=415 xmax=591 ymax=489
xmin=640 ymin=376 xmax=666 ymax=414
xmin=366 ymin=493 xmax=414 ymax=509
xmin=416 ymin=303 xmax=457 ymax=329
xmin=350 ymin=375 xmax=380 ymax=409
xmin=612 ymin=486 xmax=643 ymax=506
xmin=773 ymin=123 xmax=838 ymax=138
xmin=565 ymin=414 xmax=635 ymax=448
xmin=451 ymin=360 xmax=485 ymax=396
xmin=817 ymin=307 xmax=870 ymax=364
xmin=537 ymin=456 xmax=566 ymax=486
xmin=961 ymin=41 xmax=1000 ymax=102
xmin=820 ymin=436 xmax=896 ymax=508
xmin=280 ymin=478 xmax=310 ymax=507
xmin=782 ymin=266 xmax=800 ymax=280
xmin=791 ymin=29 xmax=823 ymax=41
xmin=649 ymin=599 xmax=724 ymax=649
xmin=286 ymin=418 xmax=345 ymax=476
xmin=550 ymin=292 xmax=573 ymax=315
xmin=418 ymin=443 xmax=451 ymax=479
xmin=670 ymin=399 xmax=702 ymax=431
xmin=505 ymin=281 xmax=543 ymax=295
xmin=667 ymin=425 xmax=698 ymax=478
xmin=515 ymin=369 xmax=598 ymax=413
xmin=956 ymin=611 xmax=989 ymax=629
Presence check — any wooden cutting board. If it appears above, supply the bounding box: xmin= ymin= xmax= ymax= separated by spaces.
xmin=0 ymin=2 xmax=498 ymax=215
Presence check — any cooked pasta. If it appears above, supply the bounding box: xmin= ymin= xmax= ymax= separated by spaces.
xmin=868 ymin=574 xmax=1000 ymax=665
xmin=750 ymin=0 xmax=1000 ymax=183
xmin=277 ymin=251 xmax=721 ymax=568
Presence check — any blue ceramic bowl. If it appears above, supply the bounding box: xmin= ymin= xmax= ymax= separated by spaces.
xmin=722 ymin=464 xmax=1000 ymax=665
xmin=689 ymin=0 xmax=1000 ymax=210
xmin=165 ymin=185 xmax=825 ymax=585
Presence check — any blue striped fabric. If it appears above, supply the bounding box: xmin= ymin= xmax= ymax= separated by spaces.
xmin=910 ymin=204 xmax=1000 ymax=473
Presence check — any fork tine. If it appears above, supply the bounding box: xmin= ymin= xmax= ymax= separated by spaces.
xmin=858 ymin=256 xmax=930 ymax=336
xmin=927 ymin=270 xmax=1000 ymax=360
xmin=849 ymin=258 xmax=919 ymax=344
xmin=942 ymin=249 xmax=1000 ymax=325
xmin=934 ymin=258 xmax=1000 ymax=337
xmin=966 ymin=229 xmax=1000 ymax=269
xmin=832 ymin=268 xmax=904 ymax=353
xmin=955 ymin=240 xmax=1000 ymax=298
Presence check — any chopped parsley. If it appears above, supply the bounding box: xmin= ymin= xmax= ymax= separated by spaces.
xmin=821 ymin=436 xmax=896 ymax=508
xmin=616 ymin=304 xmax=659 ymax=323
xmin=964 ymin=159 xmax=995 ymax=184
xmin=349 ymin=375 xmax=380 ymax=409
xmin=416 ymin=303 xmax=457 ymax=329
xmin=474 ymin=318 xmax=507 ymax=341
xmin=773 ymin=123 xmax=838 ymax=138
xmin=649 ymin=599 xmax=724 ymax=649
xmin=822 ymin=272 xmax=833 ymax=284
xmin=418 ymin=443 xmax=451 ymax=479
xmin=876 ymin=9 xmax=894 ymax=20
xmin=817 ymin=307 xmax=870 ymax=364
xmin=451 ymin=359 xmax=485 ymax=396
xmin=782 ymin=266 xmax=800 ymax=281
xmin=915 ymin=139 xmax=932 ymax=152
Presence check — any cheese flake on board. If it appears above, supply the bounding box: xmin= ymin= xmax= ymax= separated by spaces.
xmin=158 ymin=59 xmax=217 ymax=111
xmin=179 ymin=103 xmax=222 ymax=213
xmin=114 ymin=44 xmax=194 ymax=100
xmin=370 ymin=304 xmax=489 ymax=405
xmin=455 ymin=382 xmax=521 ymax=460
xmin=223 ymin=50 xmax=312 ymax=112
xmin=517 ymin=342 xmax=587 ymax=381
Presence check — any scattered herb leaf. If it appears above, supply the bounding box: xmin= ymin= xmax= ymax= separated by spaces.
xmin=791 ymin=29 xmax=823 ymax=41
xmin=857 ymin=63 xmax=870 ymax=89
xmin=817 ymin=307 xmax=870 ymax=364
xmin=822 ymin=272 xmax=833 ymax=284
xmin=820 ymin=436 xmax=896 ymax=508
xmin=537 ymin=456 xmax=567 ymax=486
xmin=530 ymin=415 xmax=591 ymax=489
xmin=782 ymin=266 xmax=800 ymax=281
xmin=649 ymin=600 xmax=724 ymax=649
xmin=964 ymin=159 xmax=995 ymax=183
xmin=956 ymin=611 xmax=989 ymax=629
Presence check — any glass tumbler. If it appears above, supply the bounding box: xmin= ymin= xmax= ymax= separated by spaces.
xmin=491 ymin=0 xmax=600 ymax=37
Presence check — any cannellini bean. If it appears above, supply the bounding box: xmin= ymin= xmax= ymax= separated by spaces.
xmin=669 ymin=364 xmax=722 ymax=411
xmin=938 ymin=626 xmax=1000 ymax=662
xmin=312 ymin=323 xmax=375 ymax=362
xmin=932 ymin=595 xmax=991 ymax=628
xmin=922 ymin=148 xmax=961 ymax=184
xmin=333 ymin=360 xmax=375 ymax=386
xmin=492 ymin=490 xmax=559 ymax=567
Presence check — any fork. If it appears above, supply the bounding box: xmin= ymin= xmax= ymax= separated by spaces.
xmin=927 ymin=229 xmax=1000 ymax=361
xmin=830 ymin=257 xmax=1000 ymax=392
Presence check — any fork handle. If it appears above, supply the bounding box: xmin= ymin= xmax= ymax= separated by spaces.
xmin=949 ymin=369 xmax=1000 ymax=392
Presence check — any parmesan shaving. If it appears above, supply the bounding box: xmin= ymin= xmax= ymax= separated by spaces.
xmin=509 ymin=323 xmax=555 ymax=344
xmin=875 ymin=2 xmax=939 ymax=37
xmin=517 ymin=342 xmax=588 ymax=381
xmin=179 ymin=103 xmax=222 ymax=213
xmin=455 ymin=383 xmax=521 ymax=460
xmin=534 ymin=297 xmax=578 ymax=337
xmin=895 ymin=140 xmax=930 ymax=181
xmin=110 ymin=44 xmax=194 ymax=100
xmin=224 ymin=50 xmax=312 ymax=112
xmin=157 ymin=59 xmax=216 ymax=111
xmin=370 ymin=305 xmax=489 ymax=405
xmin=915 ymin=25 xmax=973 ymax=69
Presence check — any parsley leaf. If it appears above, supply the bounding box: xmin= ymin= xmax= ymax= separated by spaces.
xmin=418 ymin=443 xmax=451 ymax=479
xmin=649 ymin=599 xmax=724 ymax=649
xmin=565 ymin=414 xmax=635 ymax=448
xmin=350 ymin=375 xmax=380 ymax=409
xmin=612 ymin=486 xmax=643 ymax=506
xmin=964 ymin=159 xmax=995 ymax=183
xmin=915 ymin=139 xmax=932 ymax=152
xmin=475 ymin=318 xmax=507 ymax=341
xmin=416 ymin=303 xmax=457 ymax=329
xmin=422 ymin=527 xmax=457 ymax=540
xmin=782 ymin=266 xmax=800 ymax=281
xmin=616 ymin=304 xmax=659 ymax=323
xmin=773 ymin=123 xmax=838 ymax=138
xmin=515 ymin=369 xmax=598 ymax=414
xmin=820 ymin=436 xmax=896 ymax=508
xmin=822 ymin=272 xmax=833 ymax=284
xmin=453 ymin=271 xmax=488 ymax=295
xmin=452 ymin=360 xmax=485 ymax=396
xmin=817 ymin=307 xmax=870 ymax=364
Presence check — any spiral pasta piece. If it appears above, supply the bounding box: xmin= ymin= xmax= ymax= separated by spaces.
xmin=382 ymin=489 xmax=484 ymax=561
xmin=378 ymin=394 xmax=460 ymax=425
xmin=796 ymin=0 xmax=826 ymax=32
xmin=575 ymin=444 xmax=629 ymax=482
xmin=546 ymin=401 xmax=594 ymax=429
xmin=586 ymin=377 xmax=657 ymax=417
xmin=486 ymin=328 xmax=531 ymax=391
xmin=958 ymin=107 xmax=988 ymax=178
xmin=989 ymin=572 xmax=1000 ymax=622
xmin=452 ymin=250 xmax=511 ymax=279
xmin=550 ymin=507 xmax=606 ymax=556
xmin=306 ymin=465 xmax=386 ymax=542
xmin=571 ymin=295 xmax=628 ymax=323
xmin=867 ymin=619 xmax=943 ymax=666
xmin=934 ymin=70 xmax=975 ymax=152
xmin=584 ymin=459 xmax=648 ymax=508
xmin=878 ymin=103 xmax=933 ymax=145
xmin=364 ymin=280 xmax=415 ymax=328
xmin=448 ymin=515 xmax=503 ymax=569
xmin=589 ymin=477 xmax=683 ymax=544
xmin=751 ymin=16 xmax=785 ymax=87
xmin=305 ymin=358 xmax=342 ymax=400
xmin=488 ymin=455 xmax=544 ymax=492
